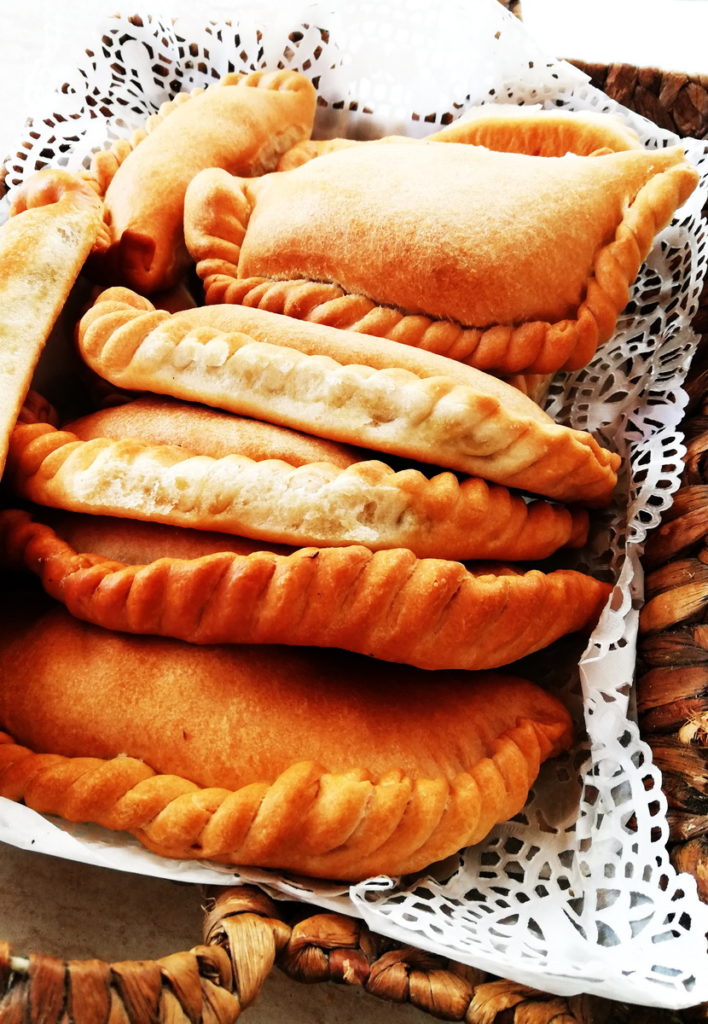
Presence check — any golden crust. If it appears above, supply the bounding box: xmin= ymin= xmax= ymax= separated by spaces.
xmin=0 ymin=600 xmax=573 ymax=879
xmin=426 ymin=105 xmax=644 ymax=154
xmin=76 ymin=289 xmax=620 ymax=505
xmin=0 ymin=509 xmax=609 ymax=670
xmin=0 ymin=169 xmax=102 ymax=480
xmin=5 ymin=419 xmax=591 ymax=561
xmin=87 ymin=70 xmax=317 ymax=293
xmin=275 ymin=107 xmax=642 ymax=172
xmin=184 ymin=142 xmax=698 ymax=374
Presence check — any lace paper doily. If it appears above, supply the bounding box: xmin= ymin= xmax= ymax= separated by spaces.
xmin=1 ymin=1 xmax=707 ymax=1009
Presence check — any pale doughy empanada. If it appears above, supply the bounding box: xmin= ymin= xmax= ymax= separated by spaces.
xmin=76 ymin=288 xmax=621 ymax=505
xmin=0 ymin=169 xmax=101 ymax=479
xmin=87 ymin=70 xmax=316 ymax=293
xmin=0 ymin=508 xmax=610 ymax=670
xmin=0 ymin=598 xmax=573 ymax=880
xmin=184 ymin=141 xmax=698 ymax=374
xmin=5 ymin=415 xmax=590 ymax=562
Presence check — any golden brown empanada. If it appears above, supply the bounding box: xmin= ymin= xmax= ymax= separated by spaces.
xmin=184 ymin=141 xmax=698 ymax=374
xmin=276 ymin=106 xmax=642 ymax=171
xmin=425 ymin=105 xmax=644 ymax=154
xmin=87 ymin=70 xmax=316 ymax=293
xmin=0 ymin=169 xmax=101 ymax=478
xmin=76 ymin=288 xmax=620 ymax=505
xmin=5 ymin=415 xmax=589 ymax=561
xmin=0 ymin=508 xmax=610 ymax=670
xmin=0 ymin=597 xmax=573 ymax=880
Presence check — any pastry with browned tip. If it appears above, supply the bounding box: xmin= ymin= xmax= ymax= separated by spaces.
xmin=0 ymin=596 xmax=573 ymax=880
xmin=76 ymin=289 xmax=621 ymax=506
xmin=276 ymin=106 xmax=642 ymax=170
xmin=86 ymin=70 xmax=317 ymax=293
xmin=184 ymin=140 xmax=698 ymax=374
xmin=0 ymin=169 xmax=102 ymax=478
xmin=0 ymin=508 xmax=610 ymax=670
xmin=5 ymin=413 xmax=590 ymax=562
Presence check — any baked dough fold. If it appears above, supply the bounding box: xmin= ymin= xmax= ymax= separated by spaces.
xmin=86 ymin=70 xmax=316 ymax=293
xmin=0 ymin=169 xmax=102 ymax=478
xmin=0 ymin=601 xmax=573 ymax=880
xmin=5 ymin=418 xmax=590 ymax=561
xmin=0 ymin=509 xmax=610 ymax=670
xmin=184 ymin=141 xmax=698 ymax=374
xmin=76 ymin=289 xmax=621 ymax=505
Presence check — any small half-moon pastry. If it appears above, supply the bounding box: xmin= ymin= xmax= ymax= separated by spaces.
xmin=5 ymin=414 xmax=590 ymax=561
xmin=0 ymin=598 xmax=574 ymax=880
xmin=76 ymin=288 xmax=621 ymax=505
xmin=184 ymin=140 xmax=698 ymax=374
xmin=0 ymin=508 xmax=610 ymax=670
xmin=276 ymin=106 xmax=642 ymax=171
xmin=0 ymin=169 xmax=102 ymax=478
xmin=86 ymin=70 xmax=317 ymax=293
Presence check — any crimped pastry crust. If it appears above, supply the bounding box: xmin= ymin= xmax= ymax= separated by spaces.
xmin=0 ymin=169 xmax=101 ymax=477
xmin=5 ymin=420 xmax=591 ymax=561
xmin=0 ymin=509 xmax=610 ymax=670
xmin=67 ymin=396 xmax=365 ymax=469
xmin=76 ymin=289 xmax=620 ymax=505
xmin=276 ymin=107 xmax=642 ymax=171
xmin=184 ymin=141 xmax=698 ymax=374
xmin=0 ymin=600 xmax=573 ymax=880
xmin=86 ymin=70 xmax=316 ymax=293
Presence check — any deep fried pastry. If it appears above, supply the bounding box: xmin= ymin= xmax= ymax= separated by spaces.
xmin=0 ymin=169 xmax=101 ymax=478
xmin=185 ymin=141 xmax=698 ymax=374
xmin=87 ymin=70 xmax=316 ymax=293
xmin=0 ymin=509 xmax=610 ymax=670
xmin=5 ymin=416 xmax=591 ymax=561
xmin=76 ymin=289 xmax=621 ymax=505
xmin=0 ymin=598 xmax=573 ymax=880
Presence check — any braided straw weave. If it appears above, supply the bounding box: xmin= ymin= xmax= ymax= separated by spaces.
xmin=2 ymin=6 xmax=708 ymax=1023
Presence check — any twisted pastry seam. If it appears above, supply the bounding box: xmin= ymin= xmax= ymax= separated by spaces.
xmin=0 ymin=511 xmax=610 ymax=670
xmin=0 ymin=714 xmax=569 ymax=878
xmin=75 ymin=299 xmax=620 ymax=505
xmin=5 ymin=420 xmax=601 ymax=561
xmin=193 ymin=156 xmax=696 ymax=374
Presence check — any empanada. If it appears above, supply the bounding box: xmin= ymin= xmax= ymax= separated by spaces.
xmin=0 ymin=169 xmax=101 ymax=478
xmin=76 ymin=288 xmax=621 ymax=505
xmin=5 ymin=413 xmax=590 ymax=562
xmin=276 ymin=106 xmax=642 ymax=171
xmin=0 ymin=598 xmax=573 ymax=880
xmin=184 ymin=141 xmax=698 ymax=374
xmin=0 ymin=508 xmax=610 ymax=670
xmin=87 ymin=70 xmax=316 ymax=293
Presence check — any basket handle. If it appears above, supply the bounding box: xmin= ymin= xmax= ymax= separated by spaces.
xmin=0 ymin=884 xmax=289 ymax=1023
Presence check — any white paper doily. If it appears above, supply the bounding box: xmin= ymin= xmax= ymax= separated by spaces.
xmin=1 ymin=1 xmax=707 ymax=1010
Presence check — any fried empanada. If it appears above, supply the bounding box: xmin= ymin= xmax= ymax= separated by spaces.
xmin=5 ymin=414 xmax=589 ymax=561
xmin=0 ymin=508 xmax=609 ymax=670
xmin=276 ymin=106 xmax=642 ymax=171
xmin=0 ymin=169 xmax=101 ymax=478
xmin=184 ymin=141 xmax=698 ymax=374
xmin=87 ymin=70 xmax=316 ymax=293
xmin=0 ymin=598 xmax=573 ymax=880
xmin=76 ymin=289 xmax=620 ymax=505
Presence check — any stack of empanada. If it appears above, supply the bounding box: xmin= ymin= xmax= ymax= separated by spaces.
xmin=0 ymin=71 xmax=699 ymax=881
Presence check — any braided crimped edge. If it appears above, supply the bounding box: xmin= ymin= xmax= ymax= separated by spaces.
xmin=186 ymin=148 xmax=697 ymax=376
xmin=0 ymin=509 xmax=610 ymax=671
xmin=83 ymin=69 xmax=315 ymax=232
xmin=75 ymin=290 xmax=621 ymax=506
xmin=0 ymin=712 xmax=567 ymax=881
xmin=6 ymin=416 xmax=606 ymax=560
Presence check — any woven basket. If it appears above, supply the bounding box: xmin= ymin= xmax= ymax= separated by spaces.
xmin=1 ymin=10 xmax=707 ymax=1024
